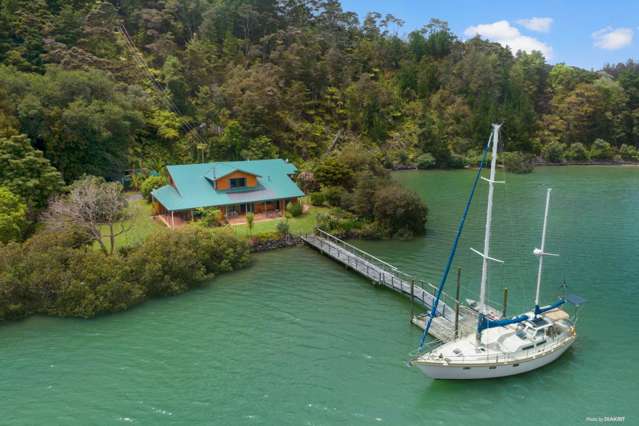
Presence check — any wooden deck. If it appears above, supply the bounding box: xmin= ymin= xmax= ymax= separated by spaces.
xmin=301 ymin=229 xmax=497 ymax=343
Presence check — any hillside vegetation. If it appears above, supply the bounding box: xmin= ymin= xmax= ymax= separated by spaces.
xmin=2 ymin=0 xmax=639 ymax=184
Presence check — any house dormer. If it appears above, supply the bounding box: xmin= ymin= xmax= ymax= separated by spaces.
xmin=204 ymin=166 xmax=261 ymax=191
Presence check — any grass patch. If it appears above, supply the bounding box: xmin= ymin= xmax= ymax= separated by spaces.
xmin=95 ymin=199 xmax=164 ymax=252
xmin=95 ymin=198 xmax=327 ymax=251
xmin=231 ymin=205 xmax=328 ymax=238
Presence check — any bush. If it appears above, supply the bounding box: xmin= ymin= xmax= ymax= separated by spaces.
xmin=321 ymin=186 xmax=346 ymax=207
xmin=0 ymin=227 xmax=250 ymax=321
xmin=195 ymin=207 xmax=223 ymax=226
xmin=501 ymin=152 xmax=534 ymax=174
xmin=286 ymin=201 xmax=303 ymax=217
xmin=565 ymin=143 xmax=590 ymax=161
xmin=372 ymin=184 xmax=428 ymax=238
xmin=126 ymin=228 xmax=249 ymax=298
xmin=140 ymin=175 xmax=167 ymax=201
xmin=276 ymin=220 xmax=289 ymax=236
xmin=416 ymin=153 xmax=436 ymax=169
xmin=350 ymin=172 xmax=379 ymax=218
xmin=316 ymin=208 xmax=362 ymax=237
xmin=464 ymin=150 xmax=484 ymax=167
xmin=309 ymin=191 xmax=326 ymax=206
xmin=541 ymin=141 xmax=566 ymax=163
xmin=618 ymin=144 xmax=639 ymax=161
xmin=313 ymin=157 xmax=354 ymax=188
xmin=447 ymin=152 xmax=466 ymax=169
xmin=590 ymin=139 xmax=614 ymax=160
xmin=0 ymin=186 xmax=27 ymax=243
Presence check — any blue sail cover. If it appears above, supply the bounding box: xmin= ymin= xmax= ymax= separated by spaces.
xmin=534 ymin=298 xmax=565 ymax=316
xmin=477 ymin=313 xmax=529 ymax=333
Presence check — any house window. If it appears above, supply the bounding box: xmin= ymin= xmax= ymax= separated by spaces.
xmin=230 ymin=177 xmax=246 ymax=188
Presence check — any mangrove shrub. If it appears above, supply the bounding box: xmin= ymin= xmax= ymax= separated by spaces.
xmin=0 ymin=227 xmax=250 ymax=321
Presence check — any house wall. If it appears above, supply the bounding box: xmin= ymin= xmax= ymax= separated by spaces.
xmin=215 ymin=171 xmax=258 ymax=190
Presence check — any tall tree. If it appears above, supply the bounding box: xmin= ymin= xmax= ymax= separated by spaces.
xmin=43 ymin=176 xmax=131 ymax=255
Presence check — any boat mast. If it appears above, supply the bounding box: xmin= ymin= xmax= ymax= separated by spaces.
xmin=533 ymin=188 xmax=558 ymax=313
xmin=476 ymin=124 xmax=502 ymax=314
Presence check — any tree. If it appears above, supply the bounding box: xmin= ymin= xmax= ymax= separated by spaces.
xmin=246 ymin=212 xmax=254 ymax=235
xmin=590 ymin=139 xmax=615 ymax=160
xmin=372 ymin=184 xmax=427 ymax=237
xmin=565 ymin=143 xmax=590 ymax=161
xmin=501 ymin=151 xmax=534 ymax=173
xmin=43 ymin=176 xmax=131 ymax=255
xmin=416 ymin=153 xmax=436 ymax=169
xmin=542 ymin=142 xmax=567 ymax=163
xmin=0 ymin=134 xmax=64 ymax=213
xmin=276 ymin=220 xmax=289 ymax=236
xmin=140 ymin=175 xmax=167 ymax=201
xmin=196 ymin=207 xmax=223 ymax=227
xmin=0 ymin=187 xmax=27 ymax=243
xmin=313 ymin=157 xmax=354 ymax=188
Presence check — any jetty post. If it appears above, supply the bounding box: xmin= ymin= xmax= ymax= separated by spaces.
xmin=410 ymin=279 xmax=415 ymax=319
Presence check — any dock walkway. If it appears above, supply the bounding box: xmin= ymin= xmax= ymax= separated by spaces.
xmin=301 ymin=229 xmax=489 ymax=342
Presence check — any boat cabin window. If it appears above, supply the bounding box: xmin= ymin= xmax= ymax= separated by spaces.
xmin=516 ymin=326 xmax=528 ymax=339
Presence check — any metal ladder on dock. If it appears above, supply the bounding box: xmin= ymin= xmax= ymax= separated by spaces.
xmin=301 ymin=229 xmax=483 ymax=342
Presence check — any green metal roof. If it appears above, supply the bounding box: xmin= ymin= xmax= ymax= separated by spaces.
xmin=151 ymin=159 xmax=303 ymax=211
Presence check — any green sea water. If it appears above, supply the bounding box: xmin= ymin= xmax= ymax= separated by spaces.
xmin=2 ymin=166 xmax=638 ymax=425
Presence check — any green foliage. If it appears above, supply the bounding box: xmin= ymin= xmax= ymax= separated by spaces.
xmin=501 ymin=152 xmax=535 ymax=174
xmin=447 ymin=153 xmax=466 ymax=169
xmin=316 ymin=208 xmax=363 ymax=238
xmin=309 ymin=191 xmax=326 ymax=206
xmin=0 ymin=66 xmax=144 ymax=181
xmin=590 ymin=139 xmax=615 ymax=160
xmin=140 ymin=175 xmax=167 ymax=201
xmin=246 ymin=212 xmax=255 ymax=234
xmin=286 ymin=201 xmax=303 ymax=217
xmin=2 ymin=0 xmax=639 ymax=181
xmin=350 ymin=171 xmax=381 ymax=218
xmin=416 ymin=153 xmax=436 ymax=169
xmin=565 ymin=143 xmax=590 ymax=161
xmin=321 ymin=186 xmax=347 ymax=207
xmin=314 ymin=158 xmax=354 ymax=188
xmin=372 ymin=184 xmax=428 ymax=238
xmin=0 ymin=187 xmax=27 ymax=243
xmin=276 ymin=220 xmax=290 ymax=236
xmin=0 ymin=227 xmax=249 ymax=320
xmin=542 ymin=142 xmax=567 ymax=163
xmin=618 ymin=144 xmax=639 ymax=161
xmin=195 ymin=207 xmax=223 ymax=227
xmin=0 ymin=134 xmax=64 ymax=212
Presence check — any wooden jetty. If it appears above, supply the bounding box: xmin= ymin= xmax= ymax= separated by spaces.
xmin=301 ymin=229 xmax=496 ymax=343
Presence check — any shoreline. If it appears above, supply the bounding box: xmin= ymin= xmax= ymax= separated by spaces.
xmin=393 ymin=160 xmax=639 ymax=172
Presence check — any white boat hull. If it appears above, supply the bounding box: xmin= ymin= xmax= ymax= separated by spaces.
xmin=414 ymin=336 xmax=574 ymax=380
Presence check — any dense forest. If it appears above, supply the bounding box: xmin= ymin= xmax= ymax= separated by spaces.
xmin=3 ymin=0 xmax=639 ymax=185
xmin=1 ymin=0 xmax=639 ymax=320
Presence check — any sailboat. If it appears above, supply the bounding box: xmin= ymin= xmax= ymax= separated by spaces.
xmin=411 ymin=124 xmax=580 ymax=379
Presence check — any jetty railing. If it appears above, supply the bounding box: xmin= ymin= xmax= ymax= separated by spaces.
xmin=304 ymin=228 xmax=459 ymax=319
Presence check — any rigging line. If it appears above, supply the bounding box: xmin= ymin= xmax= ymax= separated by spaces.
xmin=418 ymin=131 xmax=493 ymax=351
xmin=117 ymin=25 xmax=211 ymax=149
